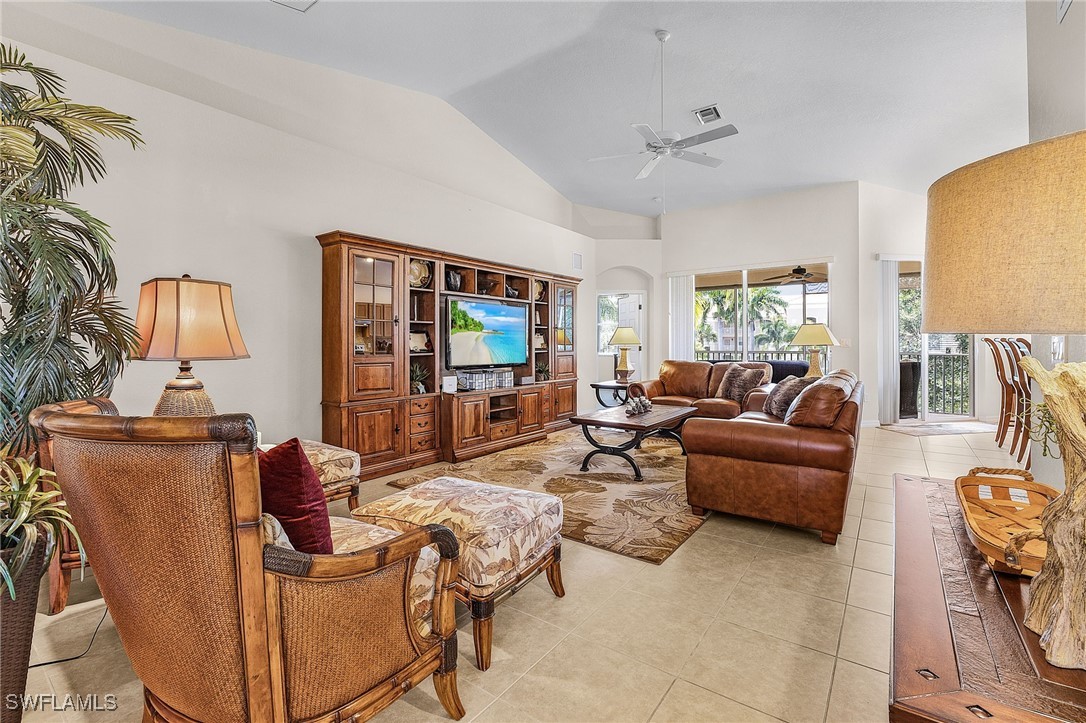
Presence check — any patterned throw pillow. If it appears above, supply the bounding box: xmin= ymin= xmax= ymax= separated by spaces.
xmin=716 ymin=364 xmax=766 ymax=403
xmin=764 ymin=375 xmax=818 ymax=418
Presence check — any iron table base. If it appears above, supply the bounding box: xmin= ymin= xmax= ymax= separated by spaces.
xmin=578 ymin=421 xmax=687 ymax=481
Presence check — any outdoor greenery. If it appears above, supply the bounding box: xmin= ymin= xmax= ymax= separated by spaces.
xmin=695 ymin=287 xmax=795 ymax=352
xmin=898 ymin=284 xmax=972 ymax=416
xmin=1 ymin=45 xmax=143 ymax=450
xmin=598 ymin=295 xmax=618 ymax=352
xmin=1 ymin=453 xmax=82 ymax=599
xmin=448 ymin=300 xmax=484 ymax=334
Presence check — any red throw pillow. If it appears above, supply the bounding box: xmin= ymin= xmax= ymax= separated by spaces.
xmin=257 ymin=438 xmax=333 ymax=554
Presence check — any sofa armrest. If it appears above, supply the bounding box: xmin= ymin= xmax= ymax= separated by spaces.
xmin=743 ymin=383 xmax=775 ymax=413
xmin=683 ymin=417 xmax=856 ymax=473
xmin=629 ymin=379 xmax=664 ymax=399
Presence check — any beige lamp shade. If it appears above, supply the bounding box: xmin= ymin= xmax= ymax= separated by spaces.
xmin=608 ymin=327 xmax=641 ymax=346
xmin=789 ymin=323 xmax=840 ymax=347
xmin=134 ymin=276 xmax=250 ymax=361
xmin=923 ymin=129 xmax=1086 ymax=334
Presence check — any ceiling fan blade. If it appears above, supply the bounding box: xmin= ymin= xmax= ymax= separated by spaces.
xmin=635 ymin=155 xmax=662 ymax=180
xmin=674 ymin=124 xmax=738 ymax=149
xmin=588 ymin=151 xmax=650 ymax=162
xmin=764 ymin=273 xmax=794 ymax=281
xmin=632 ymin=124 xmax=663 ymax=145
xmin=673 ymin=151 xmax=723 ymax=168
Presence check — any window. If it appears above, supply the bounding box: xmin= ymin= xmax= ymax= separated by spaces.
xmin=693 ymin=263 xmax=831 ymax=362
xmin=597 ymin=294 xmax=619 ymax=354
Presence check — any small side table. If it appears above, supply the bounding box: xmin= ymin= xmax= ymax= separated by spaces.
xmin=591 ymin=380 xmax=630 ymax=407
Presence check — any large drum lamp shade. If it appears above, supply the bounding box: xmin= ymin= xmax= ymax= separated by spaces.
xmin=922 ymin=130 xmax=1086 ymax=335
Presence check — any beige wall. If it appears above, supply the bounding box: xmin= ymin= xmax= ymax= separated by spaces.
xmin=2 ymin=4 xmax=602 ymax=442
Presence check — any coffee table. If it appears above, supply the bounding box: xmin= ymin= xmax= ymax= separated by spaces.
xmin=570 ymin=405 xmax=698 ymax=480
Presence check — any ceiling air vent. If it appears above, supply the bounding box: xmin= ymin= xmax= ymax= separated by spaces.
xmin=692 ymin=105 xmax=722 ymax=125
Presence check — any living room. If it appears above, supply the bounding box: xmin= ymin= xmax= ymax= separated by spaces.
xmin=1 ymin=1 xmax=1083 ymax=722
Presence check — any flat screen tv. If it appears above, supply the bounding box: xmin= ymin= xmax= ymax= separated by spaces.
xmin=445 ymin=296 xmax=529 ymax=368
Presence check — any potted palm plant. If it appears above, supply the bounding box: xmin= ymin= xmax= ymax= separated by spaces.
xmin=1 ymin=44 xmax=142 ymax=452
xmin=0 ymin=454 xmax=82 ymax=721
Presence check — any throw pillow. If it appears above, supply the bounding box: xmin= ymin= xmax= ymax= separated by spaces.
xmin=258 ymin=437 xmax=333 ymax=554
xmin=716 ymin=364 xmax=766 ymax=403
xmin=764 ymin=375 xmax=818 ymax=418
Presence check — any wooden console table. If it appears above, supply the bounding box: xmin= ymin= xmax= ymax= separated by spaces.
xmin=892 ymin=474 xmax=1086 ymax=722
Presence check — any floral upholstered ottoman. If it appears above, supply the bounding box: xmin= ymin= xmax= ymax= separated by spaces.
xmin=260 ymin=439 xmax=361 ymax=509
xmin=352 ymin=476 xmax=565 ymax=671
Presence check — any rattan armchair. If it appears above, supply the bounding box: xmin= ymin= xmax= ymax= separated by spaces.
xmin=30 ymin=399 xmax=464 ymax=722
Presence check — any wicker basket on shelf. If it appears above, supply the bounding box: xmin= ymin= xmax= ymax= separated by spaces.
xmin=955 ymin=467 xmax=1060 ymax=577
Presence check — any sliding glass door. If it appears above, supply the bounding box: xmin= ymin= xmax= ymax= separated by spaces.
xmin=693 ymin=263 xmax=829 ymax=364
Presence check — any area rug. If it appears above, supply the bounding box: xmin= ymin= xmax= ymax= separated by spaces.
xmin=389 ymin=426 xmax=704 ymax=564
xmin=882 ymin=421 xmax=998 ymax=437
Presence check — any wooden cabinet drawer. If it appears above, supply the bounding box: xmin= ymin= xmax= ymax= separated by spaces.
xmin=489 ymin=420 xmax=518 ymax=441
xmin=410 ymin=432 xmax=436 ymax=453
xmin=409 ymin=397 xmax=436 ymax=416
xmin=409 ymin=414 xmax=435 ymax=434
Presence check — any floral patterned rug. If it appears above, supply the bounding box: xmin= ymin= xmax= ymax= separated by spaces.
xmin=389 ymin=426 xmax=705 ymax=564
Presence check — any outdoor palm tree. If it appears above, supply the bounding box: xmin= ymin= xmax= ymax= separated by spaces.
xmin=754 ymin=316 xmax=797 ymax=350
xmin=1 ymin=45 xmax=143 ymax=450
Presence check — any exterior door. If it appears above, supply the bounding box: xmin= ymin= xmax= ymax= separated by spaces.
xmin=350 ymin=250 xmax=402 ymax=400
xmin=348 ymin=401 xmax=404 ymax=465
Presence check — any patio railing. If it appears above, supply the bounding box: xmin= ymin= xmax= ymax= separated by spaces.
xmin=900 ymin=352 xmax=971 ymax=416
xmin=695 ymin=350 xmax=807 ymax=362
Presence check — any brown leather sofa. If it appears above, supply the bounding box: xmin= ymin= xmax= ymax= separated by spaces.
xmin=629 ymin=360 xmax=772 ymax=420
xmin=683 ymin=370 xmax=864 ymax=545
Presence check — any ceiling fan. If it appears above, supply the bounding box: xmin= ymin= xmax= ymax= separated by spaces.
xmin=764 ymin=266 xmax=829 ymax=285
xmin=589 ymin=30 xmax=738 ymax=181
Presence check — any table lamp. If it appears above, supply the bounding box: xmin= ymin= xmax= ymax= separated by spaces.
xmin=133 ymin=275 xmax=249 ymax=416
xmin=608 ymin=327 xmax=641 ymax=382
xmin=923 ymin=129 xmax=1085 ymax=669
xmin=789 ymin=323 xmax=840 ymax=377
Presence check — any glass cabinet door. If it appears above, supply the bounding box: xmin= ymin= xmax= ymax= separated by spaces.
xmin=555 ymin=286 xmax=574 ymax=352
xmin=353 ymin=254 xmax=396 ymax=357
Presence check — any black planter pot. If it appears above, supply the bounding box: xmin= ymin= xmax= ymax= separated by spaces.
xmin=1 ymin=529 xmax=49 ymax=723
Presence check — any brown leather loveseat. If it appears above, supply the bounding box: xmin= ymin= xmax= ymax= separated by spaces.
xmin=683 ymin=370 xmax=864 ymax=545
xmin=629 ymin=360 xmax=772 ymax=420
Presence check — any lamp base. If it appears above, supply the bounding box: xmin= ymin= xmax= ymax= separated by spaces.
xmin=153 ymin=363 xmax=217 ymax=416
xmin=615 ymin=346 xmax=634 ymax=383
xmin=804 ymin=349 xmax=823 ymax=378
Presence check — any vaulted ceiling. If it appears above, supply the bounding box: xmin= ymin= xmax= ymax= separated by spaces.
xmin=98 ymin=1 xmax=1028 ymax=216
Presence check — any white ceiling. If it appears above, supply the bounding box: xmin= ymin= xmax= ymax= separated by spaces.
xmin=95 ymin=1 xmax=1028 ymax=217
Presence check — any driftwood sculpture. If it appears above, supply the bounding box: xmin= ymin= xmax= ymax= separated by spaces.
xmin=1019 ymin=358 xmax=1086 ymax=669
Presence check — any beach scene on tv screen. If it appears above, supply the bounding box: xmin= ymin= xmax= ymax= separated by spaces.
xmin=448 ymin=300 xmax=527 ymax=366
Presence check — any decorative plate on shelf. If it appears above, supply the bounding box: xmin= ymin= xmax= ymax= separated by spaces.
xmin=533 ymin=280 xmax=545 ymax=301
xmin=409 ymin=259 xmax=432 ymax=288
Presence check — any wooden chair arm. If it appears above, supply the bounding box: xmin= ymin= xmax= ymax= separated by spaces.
xmin=263 ymin=523 xmax=459 ymax=580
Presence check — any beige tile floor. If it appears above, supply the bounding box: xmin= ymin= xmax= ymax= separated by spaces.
xmin=24 ymin=428 xmax=1021 ymax=722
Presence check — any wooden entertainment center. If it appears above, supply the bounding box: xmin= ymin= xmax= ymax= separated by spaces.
xmin=318 ymin=231 xmax=579 ymax=480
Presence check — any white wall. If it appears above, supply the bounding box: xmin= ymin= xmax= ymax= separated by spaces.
xmin=3 ymin=4 xmax=600 ymax=442
xmin=1025 ymin=0 xmax=1085 ymax=486
xmin=571 ymin=204 xmax=659 ymax=241
xmin=596 ymin=239 xmax=667 ymax=383
xmin=659 ymin=183 xmax=867 ymax=404
xmin=1026 ymin=0 xmax=1086 ymax=142
xmin=857 ymin=183 xmax=926 ymax=423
